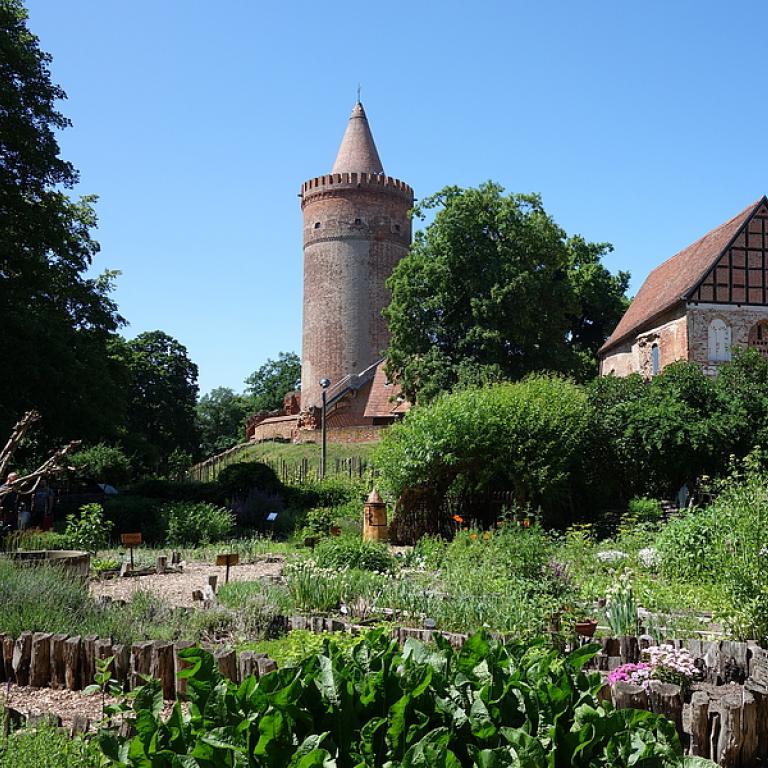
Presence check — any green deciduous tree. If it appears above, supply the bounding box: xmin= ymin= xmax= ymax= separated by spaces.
xmin=0 ymin=0 xmax=126 ymax=442
xmin=244 ymin=351 xmax=301 ymax=412
xmin=196 ymin=387 xmax=251 ymax=457
xmin=384 ymin=182 xmax=629 ymax=403
xmin=111 ymin=331 xmax=199 ymax=471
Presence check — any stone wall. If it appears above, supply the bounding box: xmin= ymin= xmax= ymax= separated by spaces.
xmin=600 ymin=306 xmax=688 ymax=377
xmin=688 ymin=303 xmax=768 ymax=374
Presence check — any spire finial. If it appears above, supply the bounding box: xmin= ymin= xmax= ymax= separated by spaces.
xmin=357 ymin=83 xmax=361 ymax=104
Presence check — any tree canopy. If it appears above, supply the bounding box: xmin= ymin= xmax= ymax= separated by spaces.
xmin=384 ymin=183 xmax=629 ymax=402
xmin=0 ymin=0 xmax=126 ymax=442
xmin=244 ymin=351 xmax=301 ymax=413
xmin=111 ymin=331 xmax=199 ymax=471
xmin=196 ymin=387 xmax=252 ymax=457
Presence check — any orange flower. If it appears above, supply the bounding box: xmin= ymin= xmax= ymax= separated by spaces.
xmin=522 ymin=519 xmax=530 ymax=528
xmin=496 ymin=520 xmax=504 ymax=527
xmin=452 ymin=514 xmax=464 ymax=524
xmin=483 ymin=531 xmax=492 ymax=540
xmin=469 ymin=533 xmax=478 ymax=540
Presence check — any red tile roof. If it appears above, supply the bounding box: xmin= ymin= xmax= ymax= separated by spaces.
xmin=363 ymin=361 xmax=409 ymax=419
xmin=600 ymin=198 xmax=764 ymax=354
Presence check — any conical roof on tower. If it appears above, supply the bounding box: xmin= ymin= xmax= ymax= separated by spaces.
xmin=331 ymin=102 xmax=384 ymax=175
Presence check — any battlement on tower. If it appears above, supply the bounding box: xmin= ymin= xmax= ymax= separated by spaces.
xmin=300 ymin=172 xmax=413 ymax=207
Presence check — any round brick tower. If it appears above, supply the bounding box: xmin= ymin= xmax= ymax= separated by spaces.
xmin=299 ymin=102 xmax=414 ymax=410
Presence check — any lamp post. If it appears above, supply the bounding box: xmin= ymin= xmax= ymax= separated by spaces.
xmin=319 ymin=378 xmax=331 ymax=478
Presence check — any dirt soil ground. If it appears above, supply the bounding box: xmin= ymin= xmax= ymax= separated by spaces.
xmin=89 ymin=559 xmax=284 ymax=608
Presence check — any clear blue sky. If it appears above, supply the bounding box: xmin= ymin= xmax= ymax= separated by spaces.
xmin=25 ymin=0 xmax=768 ymax=396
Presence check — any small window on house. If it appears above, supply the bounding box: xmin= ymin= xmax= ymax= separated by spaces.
xmin=708 ymin=318 xmax=732 ymax=362
xmin=314 ymin=222 xmax=321 ymax=229
xmin=354 ymin=218 xmax=362 ymax=225
xmin=651 ymin=343 xmax=661 ymax=376
xmin=394 ymin=224 xmax=401 ymax=232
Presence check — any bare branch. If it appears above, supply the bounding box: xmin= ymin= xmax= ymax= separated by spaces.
xmin=0 ymin=410 xmax=41 ymax=479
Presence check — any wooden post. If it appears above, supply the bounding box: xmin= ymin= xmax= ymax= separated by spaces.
xmin=742 ymin=689 xmax=759 ymax=767
xmin=689 ymin=690 xmax=710 ymax=758
xmin=207 ymin=574 xmax=218 ymax=593
xmin=215 ymin=648 xmax=237 ymax=683
xmin=715 ymin=693 xmax=742 ymax=768
xmin=151 ymin=642 xmax=176 ymax=700
xmin=63 ymin=636 xmax=81 ymax=690
xmin=130 ymin=640 xmax=153 ymax=689
xmin=174 ymin=640 xmax=194 ymax=700
xmin=257 ymin=657 xmax=277 ymax=677
xmin=81 ymin=634 xmax=98 ymax=688
xmin=646 ymin=681 xmax=683 ymax=739
xmin=12 ymin=631 xmax=32 ymax=686
xmin=156 ymin=555 xmax=167 ymax=574
xmin=112 ymin=644 xmax=130 ymax=690
xmin=238 ymin=651 xmax=258 ymax=680
xmin=29 ymin=632 xmax=52 ymax=688
xmin=619 ymin=635 xmax=639 ymax=664
xmin=2 ymin=634 xmax=13 ymax=682
xmin=611 ymin=680 xmax=648 ymax=710
xmin=50 ymin=633 xmax=68 ymax=689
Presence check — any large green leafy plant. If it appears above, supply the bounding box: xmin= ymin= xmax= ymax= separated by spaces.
xmin=98 ymin=631 xmax=714 ymax=767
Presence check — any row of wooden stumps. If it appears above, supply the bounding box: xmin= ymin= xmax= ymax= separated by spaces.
xmin=611 ymin=679 xmax=766 ymax=767
xmin=0 ymin=631 xmax=277 ymax=701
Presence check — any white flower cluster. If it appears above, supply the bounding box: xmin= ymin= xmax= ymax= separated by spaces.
xmin=637 ymin=547 xmax=659 ymax=568
xmin=597 ymin=549 xmax=627 ymax=563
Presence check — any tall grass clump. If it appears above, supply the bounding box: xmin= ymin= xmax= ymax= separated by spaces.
xmin=656 ymin=457 xmax=768 ymax=641
xmin=0 ymin=722 xmax=102 ymax=768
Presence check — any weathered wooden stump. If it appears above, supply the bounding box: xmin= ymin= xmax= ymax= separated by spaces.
xmin=156 ymin=555 xmax=167 ymax=574
xmin=215 ymin=648 xmax=237 ymax=683
xmin=689 ymin=690 xmax=710 ymax=758
xmin=63 ymin=635 xmax=81 ymax=690
xmin=647 ymin=681 xmax=683 ymax=738
xmin=2 ymin=633 xmax=14 ymax=682
xmin=174 ymin=640 xmax=194 ymax=700
xmin=81 ymin=634 xmax=98 ymax=688
xmin=611 ymin=680 xmax=648 ymax=710
xmin=715 ymin=693 xmax=742 ymax=768
xmin=50 ymin=633 xmax=69 ymax=689
xmin=257 ymin=657 xmax=277 ymax=677
xmin=130 ymin=640 xmax=153 ymax=689
xmin=12 ymin=631 xmax=32 ymax=686
xmin=151 ymin=641 xmax=175 ymax=699
xmin=30 ymin=632 xmax=52 ymax=687
xmin=112 ymin=643 xmax=130 ymax=690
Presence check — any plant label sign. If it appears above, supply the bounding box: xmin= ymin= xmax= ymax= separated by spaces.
xmin=216 ymin=553 xmax=239 ymax=584
xmin=121 ymin=532 xmax=142 ymax=570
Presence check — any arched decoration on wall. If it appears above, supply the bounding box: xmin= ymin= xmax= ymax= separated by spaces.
xmin=651 ymin=343 xmax=661 ymax=375
xmin=748 ymin=321 xmax=768 ymax=358
xmin=708 ymin=318 xmax=732 ymax=362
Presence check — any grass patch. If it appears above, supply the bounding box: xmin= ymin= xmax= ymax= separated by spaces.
xmin=0 ymin=722 xmax=101 ymax=768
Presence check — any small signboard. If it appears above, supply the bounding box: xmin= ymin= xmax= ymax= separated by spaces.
xmin=120 ymin=532 xmax=142 ymax=570
xmin=266 ymin=512 xmax=278 ymax=522
xmin=216 ymin=552 xmax=239 ymax=584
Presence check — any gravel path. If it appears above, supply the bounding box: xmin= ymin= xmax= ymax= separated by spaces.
xmin=89 ymin=559 xmax=284 ymax=608
xmin=2 ymin=684 xmax=180 ymax=729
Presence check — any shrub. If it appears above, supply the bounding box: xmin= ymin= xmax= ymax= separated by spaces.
xmin=627 ymin=496 xmax=663 ymax=523
xmin=64 ymin=503 xmax=113 ymax=553
xmin=314 ymin=533 xmax=396 ymax=572
xmin=376 ymin=376 xmax=591 ymax=527
xmin=69 ymin=443 xmax=133 ymax=486
xmin=4 ymin=529 xmax=71 ymax=551
xmin=163 ymin=501 xmax=234 ymax=545
xmin=217 ymin=461 xmax=282 ymax=497
xmin=102 ymin=495 xmax=165 ymax=540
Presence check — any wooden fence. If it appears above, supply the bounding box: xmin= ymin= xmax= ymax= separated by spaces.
xmin=4 ymin=621 xmax=768 ymax=765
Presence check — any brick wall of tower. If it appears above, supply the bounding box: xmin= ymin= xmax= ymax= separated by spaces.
xmin=300 ymin=173 xmax=413 ymax=410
